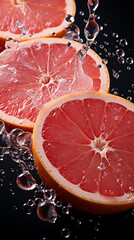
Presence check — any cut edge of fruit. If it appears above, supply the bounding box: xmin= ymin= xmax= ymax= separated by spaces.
xmin=32 ymin=92 xmax=134 ymax=214
xmin=0 ymin=0 xmax=76 ymax=40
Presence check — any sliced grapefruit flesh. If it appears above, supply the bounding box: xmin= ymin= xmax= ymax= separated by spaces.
xmin=0 ymin=0 xmax=76 ymax=40
xmin=0 ymin=38 xmax=110 ymax=130
xmin=32 ymin=92 xmax=134 ymax=214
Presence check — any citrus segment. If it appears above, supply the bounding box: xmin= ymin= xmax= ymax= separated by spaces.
xmin=0 ymin=0 xmax=76 ymax=40
xmin=0 ymin=38 xmax=110 ymax=129
xmin=33 ymin=92 xmax=134 ymax=214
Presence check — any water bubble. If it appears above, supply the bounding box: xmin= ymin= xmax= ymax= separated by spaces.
xmin=16 ymin=21 xmax=24 ymax=29
xmin=10 ymin=67 xmax=17 ymax=74
xmin=22 ymin=202 xmax=33 ymax=215
xmin=126 ymin=57 xmax=133 ymax=65
xmin=102 ymin=59 xmax=108 ymax=65
xmin=117 ymin=57 xmax=125 ymax=64
xmin=65 ymin=14 xmax=75 ymax=23
xmin=5 ymin=38 xmax=17 ymax=49
xmin=10 ymin=128 xmax=24 ymax=146
xmin=17 ymin=132 xmax=32 ymax=148
xmin=112 ymin=32 xmax=119 ymax=38
xmin=26 ymin=89 xmax=35 ymax=98
xmin=56 ymin=200 xmax=62 ymax=208
xmin=88 ymin=0 xmax=99 ymax=13
xmin=79 ymin=11 xmax=84 ymax=16
xmin=52 ymin=32 xmax=56 ymax=36
xmin=37 ymin=200 xmax=57 ymax=223
xmin=43 ymin=189 xmax=56 ymax=202
xmin=61 ymin=228 xmax=71 ymax=238
xmin=116 ymin=49 xmax=125 ymax=57
xmin=66 ymin=42 xmax=71 ymax=47
xmin=21 ymin=27 xmax=29 ymax=35
xmin=119 ymin=39 xmax=128 ymax=46
xmin=127 ymin=96 xmax=132 ymax=101
xmin=112 ymin=69 xmax=120 ymax=79
xmin=62 ymin=206 xmax=70 ymax=215
xmin=16 ymin=171 xmax=37 ymax=190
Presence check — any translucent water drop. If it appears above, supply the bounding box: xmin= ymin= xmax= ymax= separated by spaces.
xmin=62 ymin=206 xmax=70 ymax=215
xmin=10 ymin=67 xmax=17 ymax=74
xmin=37 ymin=201 xmax=57 ymax=222
xmin=22 ymin=202 xmax=33 ymax=215
xmin=102 ymin=59 xmax=108 ymax=65
xmin=65 ymin=14 xmax=75 ymax=22
xmin=126 ymin=57 xmax=133 ymax=65
xmin=16 ymin=132 xmax=32 ymax=148
xmin=127 ymin=96 xmax=132 ymax=101
xmin=5 ymin=38 xmax=16 ymax=49
xmin=26 ymin=89 xmax=35 ymax=98
xmin=79 ymin=11 xmax=85 ymax=16
xmin=112 ymin=70 xmax=120 ymax=79
xmin=116 ymin=49 xmax=125 ymax=57
xmin=112 ymin=32 xmax=119 ymax=38
xmin=61 ymin=228 xmax=71 ymax=239
xmin=117 ymin=57 xmax=125 ymax=64
xmin=10 ymin=128 xmax=24 ymax=146
xmin=52 ymin=32 xmax=56 ymax=36
xmin=0 ymin=120 xmax=5 ymax=135
xmin=131 ymin=83 xmax=134 ymax=88
xmin=88 ymin=0 xmax=99 ymax=13
xmin=66 ymin=42 xmax=71 ymax=47
xmin=56 ymin=200 xmax=62 ymax=208
xmin=43 ymin=189 xmax=56 ymax=202
xmin=84 ymin=19 xmax=99 ymax=42
xmin=16 ymin=21 xmax=24 ymax=29
xmin=97 ymin=64 xmax=102 ymax=68
xmin=21 ymin=27 xmax=29 ymax=35
xmin=119 ymin=39 xmax=128 ymax=46
xmin=16 ymin=171 xmax=37 ymax=190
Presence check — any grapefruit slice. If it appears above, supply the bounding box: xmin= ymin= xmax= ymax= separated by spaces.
xmin=0 ymin=0 xmax=76 ymax=40
xmin=32 ymin=92 xmax=134 ymax=214
xmin=0 ymin=38 xmax=110 ymax=130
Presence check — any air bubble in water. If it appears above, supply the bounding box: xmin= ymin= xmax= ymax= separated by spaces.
xmin=37 ymin=200 xmax=57 ymax=222
xmin=61 ymin=228 xmax=71 ymax=239
xmin=65 ymin=14 xmax=75 ymax=22
xmin=16 ymin=171 xmax=37 ymax=190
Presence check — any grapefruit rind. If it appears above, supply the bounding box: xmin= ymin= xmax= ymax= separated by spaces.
xmin=0 ymin=38 xmax=110 ymax=130
xmin=32 ymin=92 xmax=134 ymax=214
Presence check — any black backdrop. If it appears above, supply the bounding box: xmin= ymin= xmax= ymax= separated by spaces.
xmin=0 ymin=0 xmax=134 ymax=240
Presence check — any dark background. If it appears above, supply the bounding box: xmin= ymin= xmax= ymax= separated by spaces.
xmin=0 ymin=0 xmax=134 ymax=240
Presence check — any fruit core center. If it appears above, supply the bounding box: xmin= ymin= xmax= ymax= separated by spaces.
xmin=41 ymin=75 xmax=51 ymax=85
xmin=92 ymin=138 xmax=106 ymax=152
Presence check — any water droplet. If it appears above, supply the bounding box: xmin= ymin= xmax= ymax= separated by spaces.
xmin=116 ymin=49 xmax=125 ymax=57
xmin=22 ymin=202 xmax=33 ymax=215
xmin=127 ymin=96 xmax=132 ymax=101
xmin=37 ymin=200 xmax=57 ymax=223
xmin=56 ymin=200 xmax=62 ymax=208
xmin=52 ymin=32 xmax=56 ymax=36
xmin=44 ymin=189 xmax=56 ymax=202
xmin=16 ymin=171 xmax=36 ymax=190
xmin=21 ymin=27 xmax=29 ymax=35
xmin=5 ymin=38 xmax=17 ymax=49
xmin=112 ymin=32 xmax=119 ymax=38
xmin=65 ymin=14 xmax=75 ymax=22
xmin=16 ymin=21 xmax=24 ymax=29
xmin=10 ymin=67 xmax=17 ymax=74
xmin=102 ymin=59 xmax=108 ymax=65
xmin=126 ymin=57 xmax=133 ymax=65
xmin=66 ymin=42 xmax=71 ymax=47
xmin=117 ymin=57 xmax=125 ymax=64
xmin=62 ymin=206 xmax=70 ymax=215
xmin=112 ymin=69 xmax=120 ymax=79
xmin=17 ymin=132 xmax=32 ymax=148
xmin=79 ymin=11 xmax=84 ymax=16
xmin=26 ymin=89 xmax=35 ymax=98
xmin=119 ymin=39 xmax=128 ymax=46
xmin=61 ymin=228 xmax=71 ymax=238
xmin=97 ymin=64 xmax=102 ymax=68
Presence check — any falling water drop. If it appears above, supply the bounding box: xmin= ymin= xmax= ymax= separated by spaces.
xmin=37 ymin=200 xmax=57 ymax=223
xmin=16 ymin=171 xmax=37 ymax=190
